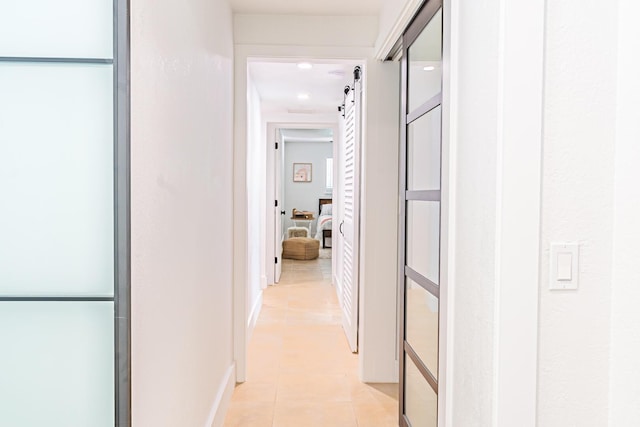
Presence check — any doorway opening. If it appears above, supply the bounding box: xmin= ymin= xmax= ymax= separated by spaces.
xmin=270 ymin=127 xmax=335 ymax=286
xmin=242 ymin=57 xmax=364 ymax=363
xmin=255 ymin=58 xmax=360 ymax=325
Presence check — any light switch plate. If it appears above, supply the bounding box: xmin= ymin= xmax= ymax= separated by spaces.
xmin=550 ymin=243 xmax=579 ymax=290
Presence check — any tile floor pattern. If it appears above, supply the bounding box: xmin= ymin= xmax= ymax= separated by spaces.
xmin=224 ymin=255 xmax=399 ymax=427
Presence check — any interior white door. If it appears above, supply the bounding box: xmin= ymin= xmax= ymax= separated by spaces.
xmin=274 ymin=129 xmax=284 ymax=283
xmin=340 ymin=71 xmax=362 ymax=353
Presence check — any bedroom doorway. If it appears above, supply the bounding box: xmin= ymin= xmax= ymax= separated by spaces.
xmin=272 ymin=127 xmax=334 ymax=284
xmin=267 ymin=124 xmax=338 ymax=286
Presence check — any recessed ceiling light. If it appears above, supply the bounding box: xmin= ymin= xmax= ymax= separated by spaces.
xmin=297 ymin=93 xmax=310 ymax=100
xmin=423 ymin=66 xmax=436 ymax=71
xmin=297 ymin=62 xmax=313 ymax=70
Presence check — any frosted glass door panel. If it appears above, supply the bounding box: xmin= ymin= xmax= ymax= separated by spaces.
xmin=406 ymin=279 xmax=439 ymax=379
xmin=406 ymin=201 xmax=440 ymax=285
xmin=0 ymin=63 xmax=114 ymax=297
xmin=405 ymin=356 xmax=437 ymax=427
xmin=0 ymin=0 xmax=113 ymax=58
xmin=408 ymin=8 xmax=442 ymax=112
xmin=0 ymin=302 xmax=115 ymax=427
xmin=408 ymin=106 xmax=441 ymax=191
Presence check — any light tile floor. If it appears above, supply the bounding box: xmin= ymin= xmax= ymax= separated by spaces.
xmin=224 ymin=255 xmax=399 ymax=427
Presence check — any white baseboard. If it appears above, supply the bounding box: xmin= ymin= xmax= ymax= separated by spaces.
xmin=260 ymin=274 xmax=268 ymax=290
xmin=247 ymin=290 xmax=263 ymax=341
xmin=205 ymin=363 xmax=236 ymax=427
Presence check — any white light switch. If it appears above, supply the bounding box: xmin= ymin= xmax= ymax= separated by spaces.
xmin=550 ymin=243 xmax=579 ymax=290
xmin=557 ymin=253 xmax=573 ymax=281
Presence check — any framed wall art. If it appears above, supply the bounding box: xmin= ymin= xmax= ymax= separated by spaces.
xmin=293 ymin=163 xmax=312 ymax=182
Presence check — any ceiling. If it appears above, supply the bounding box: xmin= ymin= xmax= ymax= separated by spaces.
xmin=249 ymin=60 xmax=361 ymax=115
xmin=230 ymin=0 xmax=383 ymax=16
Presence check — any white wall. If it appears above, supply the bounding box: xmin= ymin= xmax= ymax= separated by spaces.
xmin=456 ymin=0 xmax=640 ymax=424
xmin=610 ymin=0 xmax=640 ymax=423
xmin=246 ymin=76 xmax=266 ymax=334
xmin=283 ymin=140 xmax=333 ymax=234
xmin=538 ymin=0 xmax=618 ymax=425
xmin=235 ymin=15 xmax=378 ymax=48
xmin=130 ymin=0 xmax=235 ymax=425
xmin=234 ymin=14 xmax=400 ymax=383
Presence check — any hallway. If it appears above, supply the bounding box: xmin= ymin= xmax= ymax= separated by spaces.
xmin=223 ymin=255 xmax=398 ymax=426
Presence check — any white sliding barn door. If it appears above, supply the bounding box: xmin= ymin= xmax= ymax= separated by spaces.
xmin=339 ymin=69 xmax=362 ymax=353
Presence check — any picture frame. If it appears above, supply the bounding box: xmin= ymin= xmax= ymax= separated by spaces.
xmin=293 ymin=163 xmax=312 ymax=182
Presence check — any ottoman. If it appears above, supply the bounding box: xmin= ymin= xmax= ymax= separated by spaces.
xmin=282 ymin=237 xmax=320 ymax=260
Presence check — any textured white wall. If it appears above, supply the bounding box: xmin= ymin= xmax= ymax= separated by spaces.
xmin=538 ymin=0 xmax=618 ymax=425
xmin=130 ymin=0 xmax=235 ymax=425
xmin=610 ymin=0 xmax=640 ymax=423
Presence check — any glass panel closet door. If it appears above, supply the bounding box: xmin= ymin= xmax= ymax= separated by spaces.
xmin=0 ymin=0 xmax=128 ymax=425
xmin=399 ymin=2 xmax=443 ymax=426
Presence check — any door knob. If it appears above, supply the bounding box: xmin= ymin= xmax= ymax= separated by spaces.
xmin=339 ymin=221 xmax=344 ymax=235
